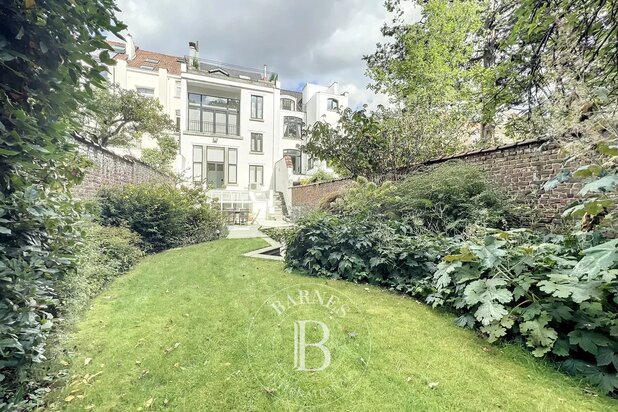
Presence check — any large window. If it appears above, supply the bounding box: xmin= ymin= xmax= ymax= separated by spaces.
xmin=327 ymin=98 xmax=339 ymax=111
xmin=228 ymin=148 xmax=237 ymax=184
xmin=192 ymin=145 xmax=203 ymax=182
xmin=280 ymin=98 xmax=295 ymax=111
xmin=175 ymin=81 xmax=181 ymax=97
xmin=251 ymin=95 xmax=263 ymax=120
xmin=249 ymin=165 xmax=264 ymax=185
xmin=283 ymin=116 xmax=303 ymax=139
xmin=188 ymin=93 xmax=239 ymax=135
xmin=251 ymin=133 xmax=263 ymax=153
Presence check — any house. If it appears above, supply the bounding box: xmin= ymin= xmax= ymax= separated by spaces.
xmin=106 ymin=37 xmax=349 ymax=221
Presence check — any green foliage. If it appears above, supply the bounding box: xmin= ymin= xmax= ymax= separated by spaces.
xmin=286 ymin=212 xmax=618 ymax=395
xmin=299 ymin=168 xmax=336 ymax=185
xmin=141 ymin=134 xmax=178 ymax=173
xmin=0 ymin=0 xmax=124 ymax=407
xmin=394 ymin=162 xmax=526 ymax=233
xmin=79 ymin=84 xmax=176 ymax=148
xmin=324 ymin=177 xmax=399 ymax=219
xmin=98 ymin=184 xmax=228 ymax=253
xmin=431 ymin=229 xmax=618 ymax=394
xmin=286 ymin=212 xmax=449 ymax=296
xmin=303 ymin=107 xmax=463 ymax=178
xmin=59 ymin=223 xmax=143 ymax=319
xmin=327 ymin=164 xmax=526 ymax=233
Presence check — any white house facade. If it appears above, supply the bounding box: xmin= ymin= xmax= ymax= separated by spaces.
xmin=107 ymin=38 xmax=349 ymax=220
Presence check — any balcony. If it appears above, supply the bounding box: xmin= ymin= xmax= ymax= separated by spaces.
xmin=188 ymin=120 xmax=238 ymax=136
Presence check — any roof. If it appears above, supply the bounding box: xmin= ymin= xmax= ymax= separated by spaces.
xmin=112 ymin=43 xmax=182 ymax=76
xmin=192 ymin=60 xmax=265 ymax=82
xmin=280 ymin=89 xmax=303 ymax=100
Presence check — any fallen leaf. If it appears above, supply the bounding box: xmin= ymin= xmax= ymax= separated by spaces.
xmin=85 ymin=404 xmax=95 ymax=410
xmin=428 ymin=382 xmax=439 ymax=389
xmin=264 ymin=387 xmax=277 ymax=396
xmin=64 ymin=395 xmax=75 ymax=403
xmin=348 ymin=331 xmax=358 ymax=338
xmin=144 ymin=398 xmax=154 ymax=408
xmin=84 ymin=358 xmax=92 ymax=366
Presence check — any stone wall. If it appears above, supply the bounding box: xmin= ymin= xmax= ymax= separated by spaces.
xmin=291 ymin=139 xmax=581 ymax=224
xmin=72 ymin=136 xmax=174 ymax=199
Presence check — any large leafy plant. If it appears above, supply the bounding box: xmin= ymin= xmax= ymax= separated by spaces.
xmin=430 ymin=230 xmax=618 ymax=394
xmin=0 ymin=0 xmax=124 ymax=407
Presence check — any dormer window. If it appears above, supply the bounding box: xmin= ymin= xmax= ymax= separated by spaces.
xmin=281 ymin=98 xmax=296 ymax=111
xmin=327 ymin=98 xmax=339 ymax=111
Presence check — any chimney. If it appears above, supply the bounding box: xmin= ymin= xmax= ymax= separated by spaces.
xmin=263 ymin=64 xmax=267 ymax=81
xmin=329 ymin=82 xmax=339 ymax=94
xmin=126 ymin=33 xmax=136 ymax=60
xmin=189 ymin=41 xmax=199 ymax=59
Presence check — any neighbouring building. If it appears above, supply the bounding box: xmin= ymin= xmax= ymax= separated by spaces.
xmin=106 ymin=37 xmax=348 ymax=221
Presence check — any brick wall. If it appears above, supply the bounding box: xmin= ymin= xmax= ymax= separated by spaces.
xmin=72 ymin=136 xmax=174 ymax=199
xmin=291 ymin=139 xmax=581 ymax=224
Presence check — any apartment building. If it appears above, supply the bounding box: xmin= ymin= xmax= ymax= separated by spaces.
xmin=107 ymin=38 xmax=349 ymax=219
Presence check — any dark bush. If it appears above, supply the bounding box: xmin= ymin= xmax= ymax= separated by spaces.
xmin=286 ymin=212 xmax=450 ymax=296
xmin=98 ymin=184 xmax=227 ymax=252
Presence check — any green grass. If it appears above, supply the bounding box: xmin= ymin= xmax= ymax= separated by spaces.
xmin=48 ymin=239 xmax=617 ymax=411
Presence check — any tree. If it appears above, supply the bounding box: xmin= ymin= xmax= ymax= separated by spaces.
xmin=365 ymin=0 xmax=486 ymax=142
xmin=0 ymin=0 xmax=123 ymax=407
xmin=303 ymin=106 xmax=464 ymax=178
xmin=142 ymin=135 xmax=178 ymax=172
xmin=80 ymin=84 xmax=175 ymax=148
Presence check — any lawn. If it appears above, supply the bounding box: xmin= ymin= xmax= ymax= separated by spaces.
xmin=48 ymin=239 xmax=616 ymax=411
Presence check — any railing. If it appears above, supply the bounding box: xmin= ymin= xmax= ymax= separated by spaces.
xmin=188 ymin=120 xmax=238 ymax=136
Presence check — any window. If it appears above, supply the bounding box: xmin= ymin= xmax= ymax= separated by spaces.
xmin=283 ymin=116 xmax=303 ymax=138
xmin=144 ymin=58 xmax=160 ymax=64
xmin=228 ymin=148 xmax=238 ymax=184
xmin=192 ymin=145 xmax=203 ymax=182
xmin=139 ymin=65 xmax=155 ymax=71
xmin=136 ymin=87 xmax=155 ymax=97
xmin=327 ymin=98 xmax=339 ymax=111
xmin=206 ymin=147 xmax=225 ymax=189
xmin=175 ymin=81 xmax=181 ymax=98
xmin=251 ymin=133 xmax=263 ymax=153
xmin=188 ymin=93 xmax=239 ymax=135
xmin=251 ymin=95 xmax=263 ymax=120
xmin=280 ymin=98 xmax=295 ymax=111
xmin=284 ymin=149 xmax=302 ymax=174
xmin=175 ymin=110 xmax=180 ymax=132
xmin=249 ymin=165 xmax=264 ymax=185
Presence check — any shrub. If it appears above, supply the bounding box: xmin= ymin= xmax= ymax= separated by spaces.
xmin=300 ymin=169 xmax=337 ymax=185
xmin=430 ymin=229 xmax=618 ymax=395
xmin=394 ymin=162 xmax=526 ymax=233
xmin=286 ymin=212 xmax=449 ymax=296
xmin=59 ymin=223 xmax=144 ymax=319
xmin=98 ymin=184 xmax=227 ymax=252
xmin=324 ymin=177 xmax=399 ymax=218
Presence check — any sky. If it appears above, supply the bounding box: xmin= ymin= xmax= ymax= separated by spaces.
xmin=114 ymin=0 xmax=419 ymax=108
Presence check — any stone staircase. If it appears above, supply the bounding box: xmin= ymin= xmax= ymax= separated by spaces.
xmin=267 ymin=192 xmax=287 ymax=221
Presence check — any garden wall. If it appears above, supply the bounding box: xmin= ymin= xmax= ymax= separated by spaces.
xmin=72 ymin=135 xmax=174 ymax=199
xmin=291 ymin=138 xmax=581 ymax=224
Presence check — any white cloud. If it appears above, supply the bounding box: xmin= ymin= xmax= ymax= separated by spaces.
xmin=114 ymin=0 xmax=421 ymax=108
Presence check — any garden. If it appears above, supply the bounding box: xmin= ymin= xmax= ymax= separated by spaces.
xmin=1 ymin=0 xmax=618 ymax=410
